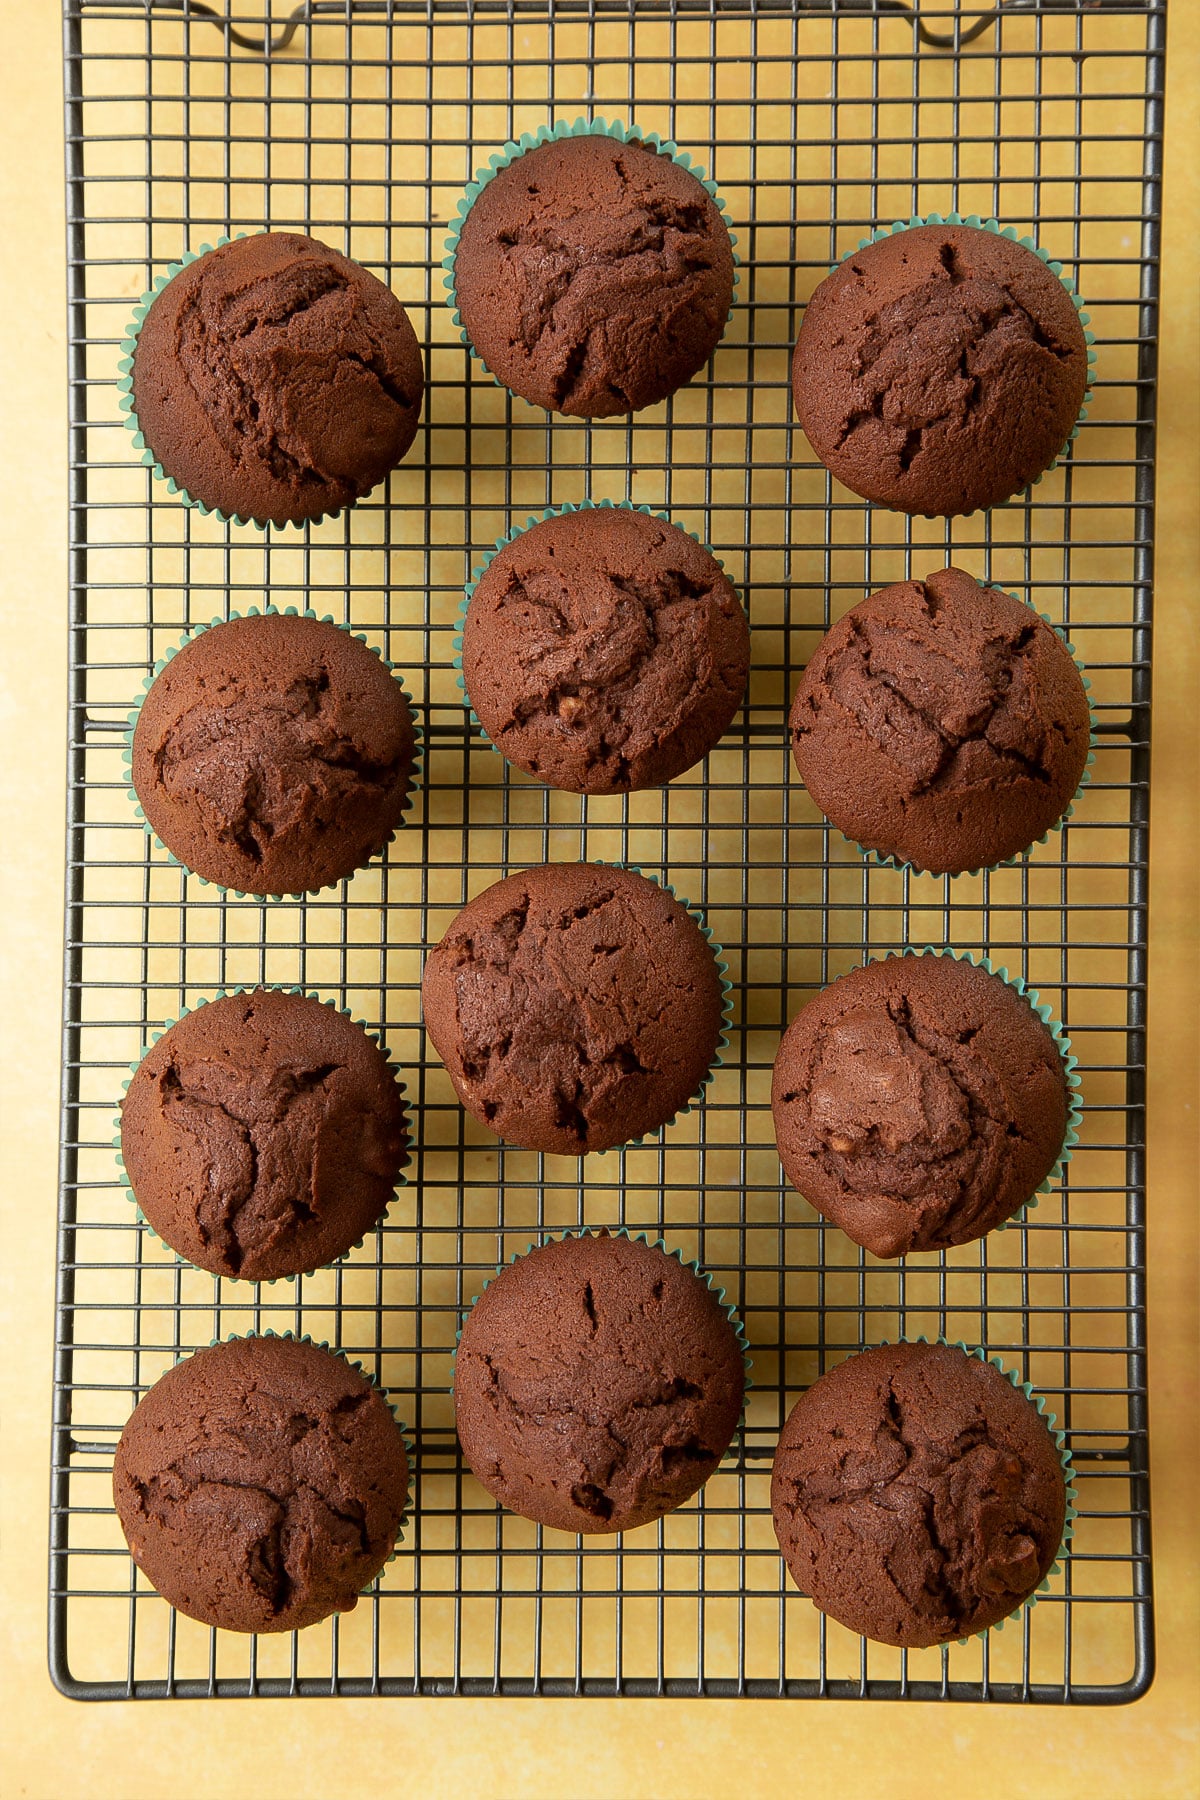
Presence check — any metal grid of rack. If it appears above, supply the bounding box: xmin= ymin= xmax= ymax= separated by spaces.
xmin=54 ymin=0 xmax=1160 ymax=1700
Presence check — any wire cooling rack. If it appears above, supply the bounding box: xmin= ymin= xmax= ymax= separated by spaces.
xmin=54 ymin=0 xmax=1160 ymax=1700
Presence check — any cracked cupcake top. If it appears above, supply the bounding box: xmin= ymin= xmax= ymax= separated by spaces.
xmin=454 ymin=1232 xmax=746 ymax=1533
xmin=121 ymin=989 xmax=408 ymax=1281
xmin=771 ymin=955 xmax=1070 ymax=1258
xmin=130 ymin=612 xmax=417 ymax=895
xmin=789 ymin=566 xmax=1091 ymax=876
xmin=131 ymin=232 xmax=424 ymax=524
xmin=113 ymin=1335 xmax=409 ymax=1633
xmin=421 ymin=862 xmax=725 ymax=1156
xmin=452 ymin=133 xmax=735 ymax=417
xmin=461 ymin=507 xmax=750 ymax=793
xmin=792 ymin=223 xmax=1089 ymax=516
xmin=771 ymin=1341 xmax=1067 ymax=1647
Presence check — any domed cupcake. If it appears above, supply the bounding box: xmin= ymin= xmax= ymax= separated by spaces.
xmin=113 ymin=1335 xmax=410 ymax=1633
xmin=120 ymin=989 xmax=409 ymax=1281
xmin=771 ymin=1341 xmax=1069 ymax=1648
xmin=422 ymin=862 xmax=726 ymax=1155
xmin=789 ymin=566 xmax=1092 ymax=877
xmin=460 ymin=505 xmax=750 ymax=792
xmin=455 ymin=1232 xmax=747 ymax=1533
xmin=129 ymin=611 xmax=418 ymax=896
xmin=771 ymin=953 xmax=1075 ymax=1257
xmin=125 ymin=231 xmax=424 ymax=525
xmin=448 ymin=127 xmax=735 ymax=417
xmin=792 ymin=219 xmax=1090 ymax=516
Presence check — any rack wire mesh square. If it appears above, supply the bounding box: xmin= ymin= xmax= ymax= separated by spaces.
xmin=54 ymin=0 xmax=1159 ymax=1700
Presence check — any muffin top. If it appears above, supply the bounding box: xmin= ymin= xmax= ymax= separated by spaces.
xmin=113 ymin=1335 xmax=409 ymax=1634
xmin=130 ymin=231 xmax=424 ymax=524
xmin=792 ymin=223 xmax=1089 ymax=516
xmin=121 ymin=989 xmax=409 ymax=1281
xmin=461 ymin=507 xmax=750 ymax=793
xmin=772 ymin=954 xmax=1070 ymax=1258
xmin=454 ymin=1232 xmax=746 ymax=1533
xmin=130 ymin=612 xmax=417 ymax=895
xmin=421 ymin=862 xmax=725 ymax=1156
xmin=452 ymin=133 xmax=735 ymax=417
xmin=771 ymin=1341 xmax=1068 ymax=1648
xmin=789 ymin=566 xmax=1091 ymax=876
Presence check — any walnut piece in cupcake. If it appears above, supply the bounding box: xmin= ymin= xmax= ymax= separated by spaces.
xmin=792 ymin=222 xmax=1089 ymax=516
xmin=121 ymin=989 xmax=409 ymax=1281
xmin=130 ymin=612 xmax=417 ymax=896
xmin=113 ymin=1336 xmax=410 ymax=1634
xmin=771 ymin=955 xmax=1071 ymax=1258
xmin=455 ymin=1232 xmax=746 ymax=1533
xmin=130 ymin=232 xmax=424 ymax=524
xmin=452 ymin=132 xmax=734 ymax=417
xmin=771 ymin=1341 xmax=1068 ymax=1647
xmin=461 ymin=506 xmax=750 ymax=792
xmin=789 ymin=566 xmax=1091 ymax=876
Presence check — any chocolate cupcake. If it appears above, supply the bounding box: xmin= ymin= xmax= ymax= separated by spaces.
xmin=128 ymin=611 xmax=418 ymax=896
xmin=124 ymin=231 xmax=424 ymax=526
xmin=789 ymin=566 xmax=1092 ymax=877
xmin=455 ymin=1232 xmax=747 ymax=1533
xmin=460 ymin=504 xmax=750 ymax=793
xmin=113 ymin=1335 xmax=410 ymax=1634
xmin=792 ymin=219 xmax=1091 ymax=516
xmin=120 ymin=989 xmax=409 ymax=1281
xmin=771 ymin=1341 xmax=1069 ymax=1648
xmin=771 ymin=953 xmax=1074 ymax=1258
xmin=448 ymin=126 xmax=735 ymax=417
xmin=421 ymin=862 xmax=727 ymax=1155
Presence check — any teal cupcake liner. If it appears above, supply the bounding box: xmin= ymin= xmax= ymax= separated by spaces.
xmin=841 ymin=579 xmax=1097 ymax=879
xmin=887 ymin=947 xmax=1082 ymax=1234
xmin=450 ymin=1227 xmax=753 ymax=1434
xmin=452 ymin=498 xmax=743 ymax=774
xmin=835 ymin=210 xmax=1096 ymax=507
xmin=873 ymin=1335 xmax=1077 ymax=1645
xmin=443 ymin=116 xmax=739 ymax=405
xmin=196 ymin=1330 xmax=415 ymax=1570
xmin=590 ymin=859 xmax=733 ymax=1155
xmin=122 ymin=604 xmax=423 ymax=900
xmin=113 ymin=986 xmax=412 ymax=1284
xmin=116 ymin=233 xmax=384 ymax=531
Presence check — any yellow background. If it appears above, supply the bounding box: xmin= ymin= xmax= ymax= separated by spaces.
xmin=2 ymin=1 xmax=1196 ymax=1794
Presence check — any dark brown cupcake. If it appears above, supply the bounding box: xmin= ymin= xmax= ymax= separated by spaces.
xmin=421 ymin=862 xmax=725 ymax=1156
xmin=130 ymin=232 xmax=424 ymax=525
xmin=771 ymin=954 xmax=1071 ymax=1258
xmin=789 ymin=566 xmax=1092 ymax=876
xmin=113 ymin=1335 xmax=410 ymax=1634
xmin=130 ymin=612 xmax=417 ymax=896
xmin=461 ymin=506 xmax=750 ymax=793
xmin=451 ymin=132 xmax=735 ymax=417
xmin=121 ymin=989 xmax=409 ymax=1281
xmin=771 ymin=1341 xmax=1068 ymax=1648
xmin=792 ymin=222 xmax=1089 ymax=516
xmin=455 ymin=1232 xmax=746 ymax=1533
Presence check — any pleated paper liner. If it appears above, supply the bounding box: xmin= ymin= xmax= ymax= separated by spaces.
xmin=442 ymin=116 xmax=739 ymax=402
xmin=452 ymin=498 xmax=745 ymax=779
xmin=833 ymin=210 xmax=1096 ymax=508
xmin=116 ymin=232 xmax=407 ymax=531
xmin=886 ymin=948 xmax=1083 ymax=1235
xmin=122 ymin=605 xmax=422 ymax=900
xmin=113 ymin=986 xmax=411 ymax=1284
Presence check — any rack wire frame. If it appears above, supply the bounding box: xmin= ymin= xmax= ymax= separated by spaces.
xmin=53 ymin=0 xmax=1161 ymax=1701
